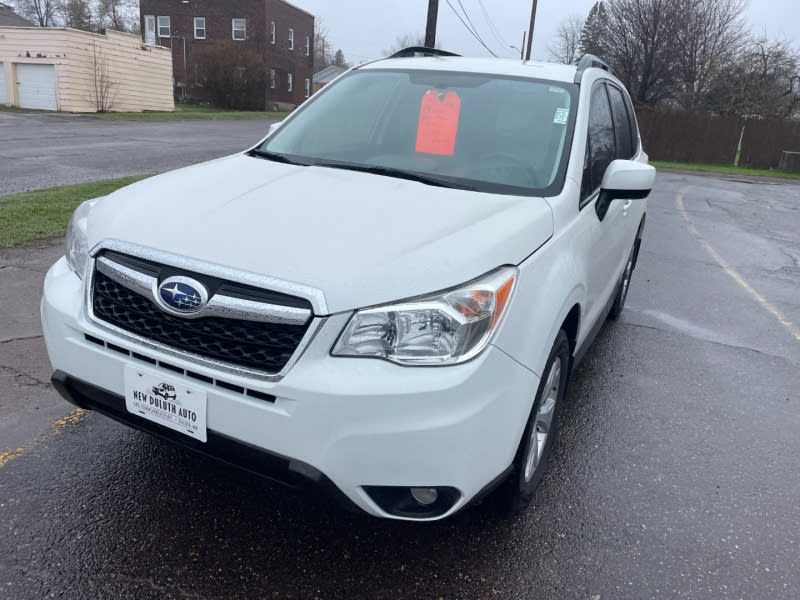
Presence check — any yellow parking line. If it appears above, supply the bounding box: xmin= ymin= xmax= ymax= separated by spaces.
xmin=676 ymin=194 xmax=800 ymax=342
xmin=0 ymin=448 xmax=27 ymax=469
xmin=0 ymin=408 xmax=88 ymax=469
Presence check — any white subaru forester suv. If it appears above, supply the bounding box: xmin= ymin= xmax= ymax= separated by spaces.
xmin=42 ymin=49 xmax=655 ymax=521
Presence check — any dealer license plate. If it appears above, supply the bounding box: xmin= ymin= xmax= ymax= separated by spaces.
xmin=124 ymin=365 xmax=208 ymax=443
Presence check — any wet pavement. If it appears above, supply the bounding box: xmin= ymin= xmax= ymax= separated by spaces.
xmin=0 ymin=112 xmax=276 ymax=196
xmin=1 ymin=171 xmax=798 ymax=599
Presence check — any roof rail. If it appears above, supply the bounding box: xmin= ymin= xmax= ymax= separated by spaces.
xmin=574 ymin=54 xmax=612 ymax=83
xmin=389 ymin=46 xmax=461 ymax=59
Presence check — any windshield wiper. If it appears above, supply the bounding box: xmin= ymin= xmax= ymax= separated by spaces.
xmin=247 ymin=148 xmax=303 ymax=165
xmin=310 ymin=162 xmax=475 ymax=190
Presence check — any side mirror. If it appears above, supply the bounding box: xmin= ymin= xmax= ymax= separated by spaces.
xmin=268 ymin=121 xmax=283 ymax=136
xmin=596 ymin=160 xmax=656 ymax=220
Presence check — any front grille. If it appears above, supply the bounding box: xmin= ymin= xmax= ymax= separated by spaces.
xmin=90 ymin=257 xmax=312 ymax=374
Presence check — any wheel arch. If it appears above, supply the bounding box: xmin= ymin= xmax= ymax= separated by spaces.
xmin=561 ymin=303 xmax=581 ymax=357
xmin=632 ymin=212 xmax=646 ymax=269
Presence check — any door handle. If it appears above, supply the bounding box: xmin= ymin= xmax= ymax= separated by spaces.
xmin=623 ymin=200 xmax=632 ymax=214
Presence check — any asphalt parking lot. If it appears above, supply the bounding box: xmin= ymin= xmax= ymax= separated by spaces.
xmin=1 ymin=115 xmax=799 ymax=599
xmin=0 ymin=112 xmax=275 ymax=196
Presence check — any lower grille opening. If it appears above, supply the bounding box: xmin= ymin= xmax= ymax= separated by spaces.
xmin=83 ymin=334 xmax=277 ymax=404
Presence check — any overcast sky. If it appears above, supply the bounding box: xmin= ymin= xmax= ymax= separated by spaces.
xmin=290 ymin=0 xmax=798 ymax=64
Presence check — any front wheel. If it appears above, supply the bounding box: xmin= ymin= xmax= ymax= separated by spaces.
xmin=495 ymin=330 xmax=570 ymax=515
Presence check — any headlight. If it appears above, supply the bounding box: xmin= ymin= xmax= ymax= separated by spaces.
xmin=65 ymin=198 xmax=101 ymax=279
xmin=332 ymin=267 xmax=517 ymax=366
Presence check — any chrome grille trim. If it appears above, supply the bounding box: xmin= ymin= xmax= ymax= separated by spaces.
xmin=91 ymin=238 xmax=328 ymax=314
xmin=95 ymin=256 xmax=312 ymax=326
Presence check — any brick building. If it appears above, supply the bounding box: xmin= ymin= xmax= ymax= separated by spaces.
xmin=139 ymin=0 xmax=314 ymax=109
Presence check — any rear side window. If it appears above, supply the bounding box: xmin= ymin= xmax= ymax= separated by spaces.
xmin=607 ymin=85 xmax=635 ymax=159
xmin=581 ymin=84 xmax=616 ymax=201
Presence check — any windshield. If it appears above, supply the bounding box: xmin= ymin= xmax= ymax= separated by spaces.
xmin=259 ymin=68 xmax=577 ymax=196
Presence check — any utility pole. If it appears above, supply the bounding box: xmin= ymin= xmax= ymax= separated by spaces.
xmin=525 ymin=0 xmax=538 ymax=60
xmin=425 ymin=0 xmax=439 ymax=48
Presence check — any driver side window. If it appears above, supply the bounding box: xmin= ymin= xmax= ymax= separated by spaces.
xmin=580 ymin=83 xmax=616 ymax=206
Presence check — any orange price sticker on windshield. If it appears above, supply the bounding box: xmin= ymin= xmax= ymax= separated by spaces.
xmin=415 ymin=90 xmax=461 ymax=156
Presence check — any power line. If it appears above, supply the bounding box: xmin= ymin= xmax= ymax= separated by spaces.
xmin=455 ymin=0 xmax=499 ymax=56
xmin=444 ymin=0 xmax=498 ymax=56
xmin=456 ymin=0 xmax=481 ymax=42
xmin=477 ymin=0 xmax=515 ymax=57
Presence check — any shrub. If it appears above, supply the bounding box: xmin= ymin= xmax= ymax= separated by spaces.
xmin=190 ymin=42 xmax=266 ymax=110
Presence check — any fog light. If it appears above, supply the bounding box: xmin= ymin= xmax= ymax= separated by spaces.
xmin=363 ymin=485 xmax=460 ymax=518
xmin=410 ymin=487 xmax=439 ymax=505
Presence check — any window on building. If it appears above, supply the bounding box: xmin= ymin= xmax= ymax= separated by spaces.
xmin=288 ymin=28 xmax=294 ymax=50
xmin=232 ymin=18 xmax=246 ymax=41
xmin=157 ymin=16 xmax=170 ymax=38
xmin=194 ymin=17 xmax=206 ymax=39
xmin=304 ymin=78 xmax=311 ymax=98
xmin=270 ymin=69 xmax=276 ymax=89
xmin=288 ymin=73 xmax=293 ymax=92
xmin=306 ymin=35 xmax=311 ymax=56
xmin=270 ymin=21 xmax=276 ymax=44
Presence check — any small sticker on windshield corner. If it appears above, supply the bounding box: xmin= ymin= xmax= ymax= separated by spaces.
xmin=553 ymin=108 xmax=569 ymax=125
xmin=549 ymin=87 xmax=566 ymax=94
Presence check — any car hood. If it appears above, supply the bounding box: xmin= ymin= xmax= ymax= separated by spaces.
xmin=88 ymin=154 xmax=553 ymax=314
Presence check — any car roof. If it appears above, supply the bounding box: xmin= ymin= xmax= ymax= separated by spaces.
xmin=357 ymin=56 xmax=580 ymax=84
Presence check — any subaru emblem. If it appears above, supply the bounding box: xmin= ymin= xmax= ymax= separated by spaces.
xmin=156 ymin=276 xmax=209 ymax=315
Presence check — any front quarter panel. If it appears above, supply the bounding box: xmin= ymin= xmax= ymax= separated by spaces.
xmin=491 ymin=184 xmax=586 ymax=379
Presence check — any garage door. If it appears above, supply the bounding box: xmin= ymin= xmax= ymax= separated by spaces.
xmin=0 ymin=63 xmax=7 ymax=105
xmin=17 ymin=64 xmax=57 ymax=111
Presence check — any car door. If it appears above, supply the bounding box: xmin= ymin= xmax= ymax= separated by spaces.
xmin=606 ymin=82 xmax=646 ymax=245
xmin=577 ymin=81 xmax=632 ymax=330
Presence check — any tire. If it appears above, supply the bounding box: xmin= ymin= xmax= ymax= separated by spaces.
xmin=608 ymin=243 xmax=635 ymax=320
xmin=495 ymin=330 xmax=571 ymax=515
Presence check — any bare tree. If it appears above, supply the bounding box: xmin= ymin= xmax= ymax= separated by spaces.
xmin=11 ymin=0 xmax=59 ymax=26
xmin=673 ymin=0 xmax=749 ymax=111
xmin=602 ymin=0 xmax=684 ymax=106
xmin=549 ymin=15 xmax=584 ymax=64
xmin=192 ymin=42 xmax=267 ymax=110
xmin=709 ymin=35 xmax=800 ymax=118
xmin=59 ymin=0 xmax=92 ymax=31
xmin=565 ymin=0 xmax=797 ymax=115
xmin=313 ymin=18 xmax=333 ymax=70
xmin=383 ymin=33 xmax=427 ymax=56
xmin=90 ymin=41 xmax=116 ymax=112
xmin=95 ymin=0 xmax=137 ymax=32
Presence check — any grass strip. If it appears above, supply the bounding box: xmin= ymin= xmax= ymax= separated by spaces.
xmin=88 ymin=110 xmax=289 ymax=121
xmin=0 ymin=176 xmax=149 ymax=247
xmin=0 ymin=103 xmax=288 ymax=121
xmin=652 ymin=161 xmax=800 ymax=181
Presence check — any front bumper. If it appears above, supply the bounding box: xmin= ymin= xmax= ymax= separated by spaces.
xmin=42 ymin=257 xmax=539 ymax=520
